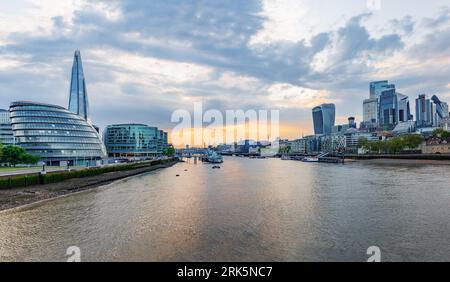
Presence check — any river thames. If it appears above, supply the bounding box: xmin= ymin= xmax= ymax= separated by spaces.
xmin=0 ymin=157 xmax=449 ymax=262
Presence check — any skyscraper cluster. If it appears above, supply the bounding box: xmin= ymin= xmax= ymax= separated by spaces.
xmin=415 ymin=95 xmax=449 ymax=128
xmin=362 ymin=81 xmax=412 ymax=131
xmin=306 ymin=80 xmax=450 ymax=154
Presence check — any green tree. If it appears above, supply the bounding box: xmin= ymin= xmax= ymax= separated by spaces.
xmin=362 ymin=134 xmax=423 ymax=154
xmin=433 ymin=128 xmax=450 ymax=139
xmin=279 ymin=146 xmax=291 ymax=154
xmin=163 ymin=145 xmax=175 ymax=157
xmin=1 ymin=145 xmax=40 ymax=166
xmin=402 ymin=134 xmax=423 ymax=149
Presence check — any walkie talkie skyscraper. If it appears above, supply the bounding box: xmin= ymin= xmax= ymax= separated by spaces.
xmin=68 ymin=50 xmax=89 ymax=121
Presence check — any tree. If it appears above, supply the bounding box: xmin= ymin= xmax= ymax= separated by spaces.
xmin=361 ymin=134 xmax=423 ymax=154
xmin=1 ymin=145 xmax=41 ymax=166
xmin=433 ymin=128 xmax=450 ymax=139
xmin=163 ymin=145 xmax=175 ymax=157
xmin=279 ymin=146 xmax=291 ymax=154
xmin=402 ymin=134 xmax=423 ymax=149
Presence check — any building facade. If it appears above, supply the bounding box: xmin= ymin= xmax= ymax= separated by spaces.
xmin=344 ymin=130 xmax=380 ymax=153
xmin=416 ymin=94 xmax=433 ymax=128
xmin=363 ymin=98 xmax=378 ymax=124
xmin=319 ymin=134 xmax=346 ymax=153
xmin=68 ymin=50 xmax=89 ymax=121
xmin=431 ymin=95 xmax=446 ymax=127
xmin=378 ymin=87 xmax=411 ymax=130
xmin=312 ymin=104 xmax=335 ymax=135
xmin=0 ymin=109 xmax=14 ymax=146
xmin=103 ymin=124 xmax=168 ymax=158
xmin=397 ymin=93 xmax=411 ymax=122
xmin=370 ymin=80 xmax=392 ymax=99
xmin=378 ymin=88 xmax=398 ymax=128
xmin=10 ymin=101 xmax=106 ymax=166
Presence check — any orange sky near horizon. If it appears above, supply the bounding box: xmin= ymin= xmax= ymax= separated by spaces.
xmin=164 ymin=114 xmax=358 ymax=148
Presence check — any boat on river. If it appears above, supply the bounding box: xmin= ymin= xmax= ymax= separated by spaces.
xmin=302 ymin=157 xmax=319 ymax=162
xmin=203 ymin=150 xmax=224 ymax=164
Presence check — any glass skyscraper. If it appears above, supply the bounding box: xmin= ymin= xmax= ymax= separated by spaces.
xmin=363 ymin=98 xmax=378 ymax=123
xmin=10 ymin=101 xmax=106 ymax=166
xmin=378 ymin=88 xmax=398 ymax=128
xmin=431 ymin=95 xmax=445 ymax=127
xmin=397 ymin=93 xmax=411 ymax=122
xmin=103 ymin=124 xmax=169 ymax=158
xmin=379 ymin=93 xmax=412 ymax=129
xmin=312 ymin=104 xmax=335 ymax=135
xmin=370 ymin=81 xmax=394 ymax=98
xmin=415 ymin=94 xmax=433 ymax=128
xmin=68 ymin=50 xmax=89 ymax=121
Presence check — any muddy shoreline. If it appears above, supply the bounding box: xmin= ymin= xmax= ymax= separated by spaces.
xmin=0 ymin=160 xmax=179 ymax=212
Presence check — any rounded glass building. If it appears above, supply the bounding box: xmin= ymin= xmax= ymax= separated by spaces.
xmin=10 ymin=101 xmax=107 ymax=166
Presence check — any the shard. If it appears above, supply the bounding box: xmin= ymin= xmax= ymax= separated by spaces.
xmin=68 ymin=50 xmax=89 ymax=120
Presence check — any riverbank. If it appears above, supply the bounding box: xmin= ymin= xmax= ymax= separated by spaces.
xmin=344 ymin=153 xmax=450 ymax=160
xmin=0 ymin=159 xmax=179 ymax=212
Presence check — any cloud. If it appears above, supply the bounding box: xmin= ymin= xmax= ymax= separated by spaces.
xmin=0 ymin=1 xmax=449 ymax=138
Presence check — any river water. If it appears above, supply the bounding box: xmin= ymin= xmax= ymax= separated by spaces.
xmin=0 ymin=157 xmax=449 ymax=262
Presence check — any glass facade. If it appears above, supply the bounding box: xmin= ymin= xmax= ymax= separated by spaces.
xmin=9 ymin=101 xmax=106 ymax=166
xmin=370 ymin=81 xmax=394 ymax=98
xmin=416 ymin=94 xmax=432 ymax=128
xmin=0 ymin=109 xmax=14 ymax=146
xmin=431 ymin=95 xmax=445 ymax=127
xmin=103 ymin=124 xmax=169 ymax=158
xmin=68 ymin=50 xmax=89 ymax=120
xmin=379 ymin=89 xmax=398 ymax=128
xmin=397 ymin=93 xmax=411 ymax=122
xmin=363 ymin=98 xmax=378 ymax=123
xmin=378 ymin=87 xmax=411 ymax=129
xmin=312 ymin=104 xmax=335 ymax=135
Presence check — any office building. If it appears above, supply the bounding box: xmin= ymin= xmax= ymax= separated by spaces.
xmin=431 ymin=95 xmax=446 ymax=127
xmin=10 ymin=101 xmax=106 ymax=166
xmin=397 ymin=93 xmax=411 ymax=122
xmin=68 ymin=50 xmax=89 ymax=121
xmin=370 ymin=81 xmax=393 ymax=98
xmin=363 ymin=98 xmax=378 ymax=124
xmin=312 ymin=104 xmax=335 ymax=135
xmin=378 ymin=85 xmax=411 ymax=129
xmin=103 ymin=124 xmax=169 ymax=158
xmin=415 ymin=94 xmax=433 ymax=128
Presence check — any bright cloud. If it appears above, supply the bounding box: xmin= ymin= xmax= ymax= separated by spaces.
xmin=0 ymin=0 xmax=449 ymax=139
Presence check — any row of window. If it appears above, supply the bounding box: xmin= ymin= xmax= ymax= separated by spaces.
xmin=10 ymin=111 xmax=83 ymax=120
xmin=16 ymin=136 xmax=102 ymax=144
xmin=12 ymin=123 xmax=93 ymax=132
xmin=13 ymin=130 xmax=98 ymax=138
xmin=22 ymin=143 xmax=105 ymax=150
xmin=26 ymin=149 xmax=105 ymax=158
xmin=11 ymin=117 xmax=89 ymax=126
xmin=10 ymin=105 xmax=68 ymax=113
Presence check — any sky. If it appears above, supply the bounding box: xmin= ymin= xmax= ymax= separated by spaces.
xmin=1 ymin=0 xmax=450 ymax=142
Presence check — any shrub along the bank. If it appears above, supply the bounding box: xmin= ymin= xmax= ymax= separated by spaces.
xmin=0 ymin=158 xmax=176 ymax=189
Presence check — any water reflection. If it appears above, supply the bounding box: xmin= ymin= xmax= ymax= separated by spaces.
xmin=0 ymin=157 xmax=449 ymax=261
